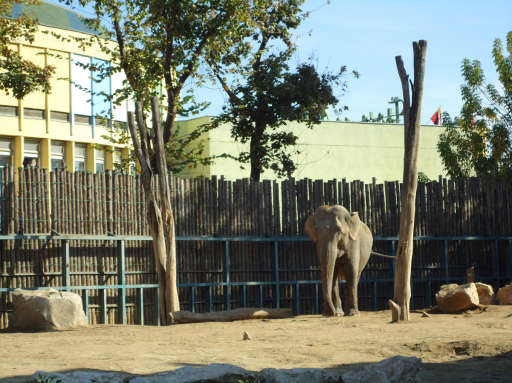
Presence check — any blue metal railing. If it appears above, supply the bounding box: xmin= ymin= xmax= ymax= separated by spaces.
xmin=1 ymin=234 xmax=511 ymax=325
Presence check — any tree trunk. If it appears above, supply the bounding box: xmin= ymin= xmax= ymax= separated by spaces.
xmin=171 ymin=307 xmax=292 ymax=323
xmin=249 ymin=130 xmax=263 ymax=182
xmin=388 ymin=40 xmax=427 ymax=322
xmin=127 ymin=97 xmax=180 ymax=325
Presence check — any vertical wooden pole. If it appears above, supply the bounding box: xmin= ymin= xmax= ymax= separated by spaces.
xmin=388 ymin=40 xmax=427 ymax=322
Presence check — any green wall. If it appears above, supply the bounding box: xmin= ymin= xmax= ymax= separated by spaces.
xmin=176 ymin=117 xmax=447 ymax=182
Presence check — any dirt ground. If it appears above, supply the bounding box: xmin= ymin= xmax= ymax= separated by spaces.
xmin=1 ymin=305 xmax=511 ymax=382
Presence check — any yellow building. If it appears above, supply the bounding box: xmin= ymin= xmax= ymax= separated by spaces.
xmin=0 ymin=2 xmax=131 ymax=172
xmin=177 ymin=117 xmax=447 ymax=182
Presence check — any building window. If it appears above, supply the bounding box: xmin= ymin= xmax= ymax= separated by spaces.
xmin=23 ymin=139 xmax=40 ymax=167
xmin=24 ymin=108 xmax=45 ymax=119
xmin=74 ymin=114 xmax=91 ymax=125
xmin=51 ymin=141 xmax=66 ymax=171
xmin=74 ymin=143 xmax=87 ymax=171
xmin=0 ymin=105 xmax=18 ymax=117
xmin=0 ymin=137 xmax=12 ymax=168
xmin=95 ymin=147 xmax=105 ymax=173
xmin=51 ymin=111 xmax=70 ymax=123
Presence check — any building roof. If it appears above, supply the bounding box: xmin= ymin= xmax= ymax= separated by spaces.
xmin=10 ymin=1 xmax=97 ymax=35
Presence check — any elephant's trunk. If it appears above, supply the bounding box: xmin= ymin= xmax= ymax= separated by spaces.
xmin=321 ymin=242 xmax=337 ymax=316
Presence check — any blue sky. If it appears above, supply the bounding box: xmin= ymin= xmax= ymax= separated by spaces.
xmin=52 ymin=0 xmax=511 ymax=124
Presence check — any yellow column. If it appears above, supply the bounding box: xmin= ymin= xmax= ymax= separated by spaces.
xmin=13 ymin=136 xmax=23 ymax=168
xmin=40 ymin=138 xmax=50 ymax=170
xmin=105 ymin=145 xmax=114 ymax=170
xmin=87 ymin=143 xmax=96 ymax=173
xmin=45 ymin=48 xmax=50 ymax=134
xmin=65 ymin=141 xmax=74 ymax=172
xmin=17 ymin=44 xmax=23 ymax=132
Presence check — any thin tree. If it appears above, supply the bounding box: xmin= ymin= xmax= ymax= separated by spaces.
xmin=69 ymin=0 xmax=252 ymax=324
xmin=388 ymin=40 xmax=427 ymax=322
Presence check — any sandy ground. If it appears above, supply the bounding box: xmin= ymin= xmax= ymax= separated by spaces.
xmin=1 ymin=305 xmax=511 ymax=382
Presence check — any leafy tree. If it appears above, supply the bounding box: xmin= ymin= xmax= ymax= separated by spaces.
xmin=438 ymin=31 xmax=512 ymax=179
xmin=209 ymin=0 xmax=356 ymax=181
xmin=66 ymin=0 xmax=253 ymax=322
xmin=0 ymin=0 xmax=54 ymax=99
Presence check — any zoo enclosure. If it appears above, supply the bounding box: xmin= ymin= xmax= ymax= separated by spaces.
xmin=1 ymin=167 xmax=512 ymax=328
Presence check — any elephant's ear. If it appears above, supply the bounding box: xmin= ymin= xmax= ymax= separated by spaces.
xmin=349 ymin=212 xmax=361 ymax=241
xmin=304 ymin=215 xmax=318 ymax=243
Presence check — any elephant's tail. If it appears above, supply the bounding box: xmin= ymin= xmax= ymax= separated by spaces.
xmin=371 ymin=250 xmax=396 ymax=259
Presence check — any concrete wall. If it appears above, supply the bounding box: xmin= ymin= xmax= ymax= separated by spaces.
xmin=176 ymin=117 xmax=447 ymax=182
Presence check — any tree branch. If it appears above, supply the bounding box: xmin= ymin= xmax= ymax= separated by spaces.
xmin=208 ymin=61 xmax=242 ymax=105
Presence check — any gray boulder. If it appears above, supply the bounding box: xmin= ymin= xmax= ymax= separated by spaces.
xmin=10 ymin=288 xmax=87 ymax=330
xmin=33 ymin=356 xmax=422 ymax=383
xmin=341 ymin=356 xmax=422 ymax=383
xmin=259 ymin=367 xmax=341 ymax=383
xmin=475 ymin=282 xmax=494 ymax=305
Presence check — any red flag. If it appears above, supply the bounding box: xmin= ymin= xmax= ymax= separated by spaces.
xmin=430 ymin=107 xmax=441 ymax=125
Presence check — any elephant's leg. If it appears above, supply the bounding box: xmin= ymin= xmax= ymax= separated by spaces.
xmin=343 ymin=258 xmax=360 ymax=316
xmin=333 ymin=262 xmax=344 ymax=316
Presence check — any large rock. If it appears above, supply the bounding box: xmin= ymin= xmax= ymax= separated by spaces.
xmin=33 ymin=357 xmax=422 ymax=383
xmin=435 ymin=283 xmax=479 ymax=313
xmin=341 ymin=356 xmax=421 ymax=383
xmin=475 ymin=282 xmax=494 ymax=305
xmin=259 ymin=367 xmax=341 ymax=383
xmin=496 ymin=283 xmax=512 ymax=305
xmin=10 ymin=288 xmax=87 ymax=330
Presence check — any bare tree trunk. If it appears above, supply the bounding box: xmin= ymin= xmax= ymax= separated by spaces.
xmin=127 ymin=97 xmax=180 ymax=325
xmin=388 ymin=40 xmax=427 ymax=322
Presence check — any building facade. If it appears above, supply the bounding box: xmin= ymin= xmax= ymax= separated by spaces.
xmin=0 ymin=2 xmax=131 ymax=172
xmin=176 ymin=117 xmax=448 ymax=182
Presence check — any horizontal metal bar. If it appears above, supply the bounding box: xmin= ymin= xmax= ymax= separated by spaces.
xmin=1 ymin=234 xmax=512 ymax=242
xmin=0 ymin=284 xmax=159 ymax=292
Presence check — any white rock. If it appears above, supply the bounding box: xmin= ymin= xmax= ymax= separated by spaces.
xmin=475 ymin=282 xmax=494 ymax=305
xmin=497 ymin=283 xmax=512 ymax=305
xmin=435 ymin=283 xmax=479 ymax=313
xmin=341 ymin=356 xmax=422 ymax=383
xmin=130 ymin=364 xmax=253 ymax=383
xmin=10 ymin=288 xmax=87 ymax=330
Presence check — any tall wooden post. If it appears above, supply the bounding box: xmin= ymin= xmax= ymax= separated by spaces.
xmin=388 ymin=40 xmax=427 ymax=322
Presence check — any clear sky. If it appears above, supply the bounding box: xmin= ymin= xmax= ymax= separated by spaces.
xmin=50 ymin=0 xmax=511 ymax=125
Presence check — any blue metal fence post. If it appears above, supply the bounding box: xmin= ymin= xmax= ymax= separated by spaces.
xmin=156 ymin=287 xmax=161 ymax=326
xmin=101 ymin=288 xmax=108 ymax=324
xmin=117 ymin=239 xmax=126 ymax=324
xmin=190 ymin=287 xmax=195 ymax=312
xmin=62 ymin=240 xmax=70 ymax=291
xmin=508 ymin=240 xmax=512 ymax=281
xmin=223 ymin=241 xmax=231 ymax=310
xmin=443 ymin=240 xmax=449 ymax=283
xmin=82 ymin=290 xmax=89 ymax=322
xmin=208 ymin=286 xmax=213 ymax=312
xmin=314 ymin=283 xmax=319 ymax=314
xmin=493 ymin=239 xmax=499 ymax=285
xmin=373 ymin=281 xmax=377 ymax=310
xmin=137 ymin=287 xmax=144 ymax=325
xmin=294 ymin=283 xmax=300 ymax=315
xmin=241 ymin=285 xmax=247 ymax=308
xmin=273 ymin=241 xmax=280 ymax=308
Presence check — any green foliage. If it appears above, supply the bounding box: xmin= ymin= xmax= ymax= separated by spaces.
xmin=210 ymin=0 xmax=356 ymax=181
xmin=63 ymin=0 xmax=254 ymax=173
xmin=0 ymin=0 xmax=55 ymax=99
xmin=437 ymin=31 xmax=512 ymax=179
xmin=417 ymin=171 xmax=431 ymax=183
xmin=32 ymin=374 xmax=62 ymax=383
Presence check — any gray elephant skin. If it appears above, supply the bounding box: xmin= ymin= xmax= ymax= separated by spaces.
xmin=305 ymin=205 xmax=373 ymax=316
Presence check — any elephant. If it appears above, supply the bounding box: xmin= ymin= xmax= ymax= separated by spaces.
xmin=305 ymin=205 xmax=373 ymax=317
